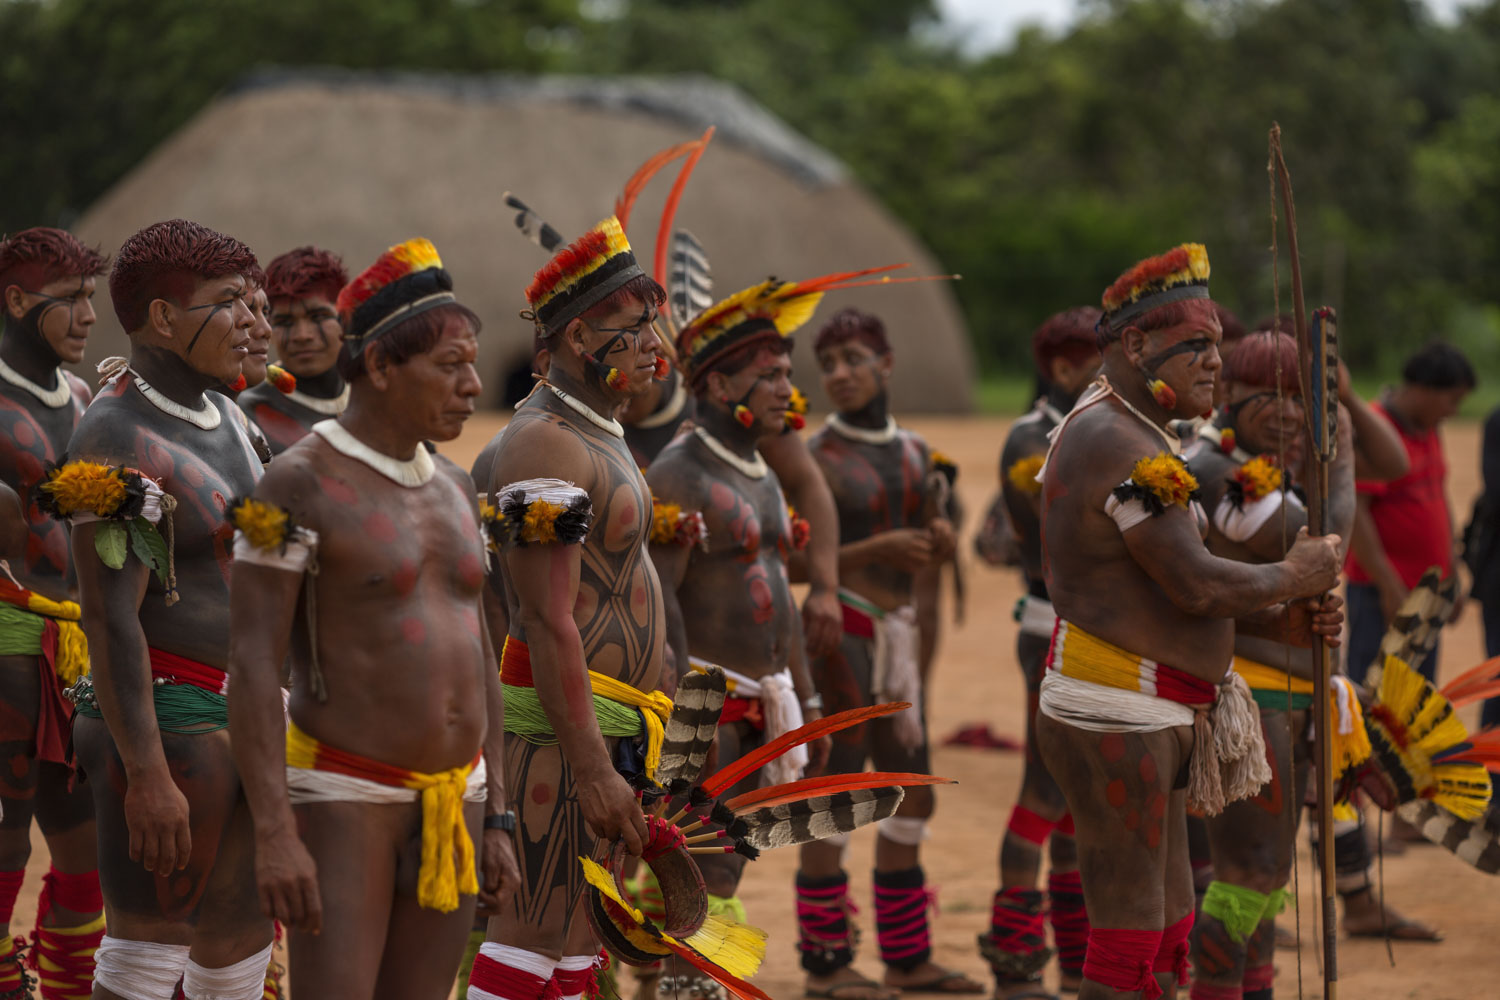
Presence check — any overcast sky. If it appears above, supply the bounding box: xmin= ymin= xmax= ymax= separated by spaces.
xmin=935 ymin=0 xmax=1479 ymax=52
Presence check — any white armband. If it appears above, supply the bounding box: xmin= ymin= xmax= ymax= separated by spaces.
xmin=1213 ymin=489 xmax=1303 ymax=543
xmin=233 ymin=526 xmax=319 ymax=572
xmin=1103 ymin=493 xmax=1152 ymax=533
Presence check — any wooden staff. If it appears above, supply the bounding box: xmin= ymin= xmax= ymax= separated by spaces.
xmin=1270 ymin=123 xmax=1340 ymax=999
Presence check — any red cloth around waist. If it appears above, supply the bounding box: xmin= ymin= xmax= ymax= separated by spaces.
xmin=147 ymin=647 xmax=227 ymax=695
xmin=841 ymin=602 xmax=876 ymax=640
xmin=500 ymin=636 xmax=532 ymax=687
xmin=720 ymin=694 xmax=765 ymax=730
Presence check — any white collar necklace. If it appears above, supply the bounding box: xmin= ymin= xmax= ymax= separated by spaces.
xmin=827 ymin=413 xmax=898 ymax=446
xmin=285 ymin=383 xmax=350 ymax=416
xmin=0 ymin=355 xmax=70 ymax=408
xmin=546 ymin=383 xmax=624 ymax=439
xmin=693 ymin=426 xmax=767 ymax=479
xmin=313 ymin=419 xmax=435 ymax=487
xmin=133 ymin=374 xmax=221 ymax=430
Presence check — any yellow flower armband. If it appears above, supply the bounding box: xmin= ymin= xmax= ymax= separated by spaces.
xmin=1226 ymin=455 xmax=1283 ymax=509
xmin=1105 ymin=453 xmax=1201 ymax=531
xmin=650 ymin=497 xmax=708 ymax=550
xmin=496 ymin=478 xmax=593 ymax=546
xmin=37 ymin=460 xmax=178 ymax=599
xmin=787 ymin=504 xmax=810 ymax=552
xmin=228 ymin=496 xmax=319 ymax=573
xmin=1005 ymin=454 xmax=1044 ymax=496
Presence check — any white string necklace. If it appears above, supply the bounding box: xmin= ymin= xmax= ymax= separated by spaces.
xmin=1101 ymin=377 xmax=1181 ymax=453
xmin=285 ymin=383 xmax=350 ymax=416
xmin=827 ymin=413 xmax=899 ymax=445
xmin=693 ymin=426 xmax=767 ymax=479
xmin=546 ymin=384 xmax=624 ymax=439
xmin=0 ymin=356 xmax=70 ymax=408
xmin=1037 ymin=397 xmax=1067 ymax=427
xmin=313 ymin=419 xmax=435 ymax=487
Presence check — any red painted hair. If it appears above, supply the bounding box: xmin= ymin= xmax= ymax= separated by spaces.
xmin=265 ymin=246 xmax=346 ymax=304
xmin=1031 ymin=306 xmax=1102 ymax=378
xmin=108 ymin=220 xmax=258 ymax=332
xmin=814 ymin=307 xmax=891 ymax=356
xmin=1223 ymin=329 xmax=1300 ymax=394
xmin=0 ymin=227 xmax=107 ymax=294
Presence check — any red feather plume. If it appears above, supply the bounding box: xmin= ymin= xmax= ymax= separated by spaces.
xmin=723 ymin=772 xmax=955 ymax=813
xmin=658 ymin=938 xmax=773 ymax=1000
xmin=1103 ymin=246 xmax=1192 ymax=312
xmin=700 ymin=703 xmax=909 ymax=796
xmin=653 ymin=127 xmax=715 ymax=286
xmin=1441 ymin=655 xmax=1500 ymax=707
xmin=525 ymin=227 xmax=613 ymax=306
xmin=615 ymin=137 xmax=705 ymax=234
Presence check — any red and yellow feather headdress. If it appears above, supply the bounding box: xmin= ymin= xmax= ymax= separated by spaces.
xmin=1101 ymin=243 xmax=1211 ymax=333
xmin=336 ymin=238 xmax=455 ymax=347
xmin=524 ymin=216 xmax=643 ymax=335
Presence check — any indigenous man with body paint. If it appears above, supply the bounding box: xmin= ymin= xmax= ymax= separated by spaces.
xmin=1034 ymin=244 xmax=1343 ymax=1000
xmin=0 ymin=227 xmax=107 ymax=999
xmin=1178 ymin=328 xmax=1359 ymax=1000
xmin=797 ymin=307 xmax=979 ymax=1000
xmin=643 ymin=274 xmax=836 ymax=996
xmin=467 ymin=218 xmax=669 ymax=1000
xmin=622 ymin=362 xmax=844 ymax=662
xmin=54 ymin=219 xmax=273 ymax=1000
xmin=228 ymin=239 xmax=519 ymax=998
xmin=982 ymin=306 xmax=1101 ymax=999
xmin=237 ymin=247 xmax=350 ymax=455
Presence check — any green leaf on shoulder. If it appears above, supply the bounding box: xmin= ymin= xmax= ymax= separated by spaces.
xmin=94 ymin=521 xmax=128 ymax=569
xmin=128 ymin=521 xmax=170 ymax=585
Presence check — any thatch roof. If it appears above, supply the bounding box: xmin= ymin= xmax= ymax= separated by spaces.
xmin=73 ymin=69 xmax=974 ymax=411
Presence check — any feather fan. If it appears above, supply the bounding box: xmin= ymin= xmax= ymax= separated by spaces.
xmin=700 ymin=702 xmax=909 ymax=797
xmin=737 ymin=786 xmax=906 ymax=849
xmin=724 ymin=772 xmax=954 ymax=813
xmin=656 ymin=667 xmax=727 ymax=785
xmin=669 ymin=229 xmax=714 ymax=331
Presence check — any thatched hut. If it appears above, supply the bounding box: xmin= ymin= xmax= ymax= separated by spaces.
xmin=73 ymin=69 xmax=974 ymax=411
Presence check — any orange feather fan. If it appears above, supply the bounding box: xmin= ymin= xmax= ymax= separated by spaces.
xmin=700 ymin=702 xmax=909 ymax=796
xmin=723 ymin=772 xmax=955 ymax=813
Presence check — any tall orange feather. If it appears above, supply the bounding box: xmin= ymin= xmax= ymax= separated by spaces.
xmin=615 ymin=137 xmax=704 ymax=234
xmin=700 ymin=702 xmax=908 ymax=796
xmin=724 ymin=772 xmax=955 ymax=813
xmin=653 ymin=127 xmax=716 ymax=286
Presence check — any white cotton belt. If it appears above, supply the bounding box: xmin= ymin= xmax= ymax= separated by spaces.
xmin=93 ymin=936 xmax=192 ymax=1000
xmin=1017 ymin=595 xmax=1057 ymax=639
xmin=1037 ymin=671 xmax=1196 ymax=733
xmin=868 ymin=601 xmax=925 ymax=752
xmin=692 ymin=659 xmax=807 ymax=786
xmin=1213 ymin=489 xmax=1304 ymax=543
xmin=287 ymin=758 xmax=487 ymax=805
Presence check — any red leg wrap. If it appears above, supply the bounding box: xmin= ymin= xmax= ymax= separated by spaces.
xmin=0 ymin=870 xmax=24 ymax=997
xmin=1047 ymin=870 xmax=1089 ymax=975
xmin=27 ymin=867 xmax=105 ymax=1000
xmin=1242 ymin=961 xmax=1275 ymax=993
xmin=1006 ymin=806 xmax=1055 ymax=846
xmin=1188 ymin=984 xmax=1243 ymax=1000
xmin=1153 ymin=911 xmax=1194 ymax=987
xmin=980 ymin=889 xmax=1051 ymax=982
xmin=1056 ymin=813 xmax=1076 ymax=837
xmin=1082 ymin=927 xmax=1164 ymax=1000
xmin=470 ymin=952 xmax=551 ymax=1000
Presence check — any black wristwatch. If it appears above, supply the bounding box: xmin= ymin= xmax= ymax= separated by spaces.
xmin=484 ymin=810 xmax=517 ymax=832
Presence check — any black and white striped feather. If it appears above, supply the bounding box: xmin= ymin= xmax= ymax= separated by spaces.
xmin=738 ymin=786 xmax=905 ymax=850
xmin=1367 ymin=568 xmax=1455 ymax=688
xmin=655 ymin=668 xmax=726 ymax=786
xmin=503 ymin=191 xmax=565 ymax=253
xmin=1397 ymin=799 xmax=1500 ymax=874
xmin=668 ymin=229 xmax=713 ymax=331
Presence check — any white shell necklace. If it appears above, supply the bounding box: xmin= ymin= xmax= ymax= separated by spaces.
xmin=285 ymin=384 xmax=350 ymax=416
xmin=313 ymin=419 xmax=435 ymax=488
xmin=827 ymin=413 xmax=898 ymax=445
xmin=0 ymin=356 xmax=70 ymax=408
xmin=693 ymin=426 xmax=768 ymax=479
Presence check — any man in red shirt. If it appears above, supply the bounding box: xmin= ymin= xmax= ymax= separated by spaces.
xmin=1346 ymin=342 xmax=1476 ymax=684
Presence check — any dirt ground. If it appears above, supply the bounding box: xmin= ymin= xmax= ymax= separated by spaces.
xmin=11 ymin=413 xmax=1495 ymax=999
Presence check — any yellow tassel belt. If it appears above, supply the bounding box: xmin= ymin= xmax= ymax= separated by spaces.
xmin=285 ymin=722 xmax=479 ymax=913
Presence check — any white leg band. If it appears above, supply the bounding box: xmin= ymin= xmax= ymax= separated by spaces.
xmin=93 ymin=936 xmax=192 ymax=1000
xmin=878 ymin=816 xmax=928 ymax=846
xmin=477 ymin=941 xmax=559 ymax=980
xmin=183 ymin=941 xmax=275 ymax=1000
